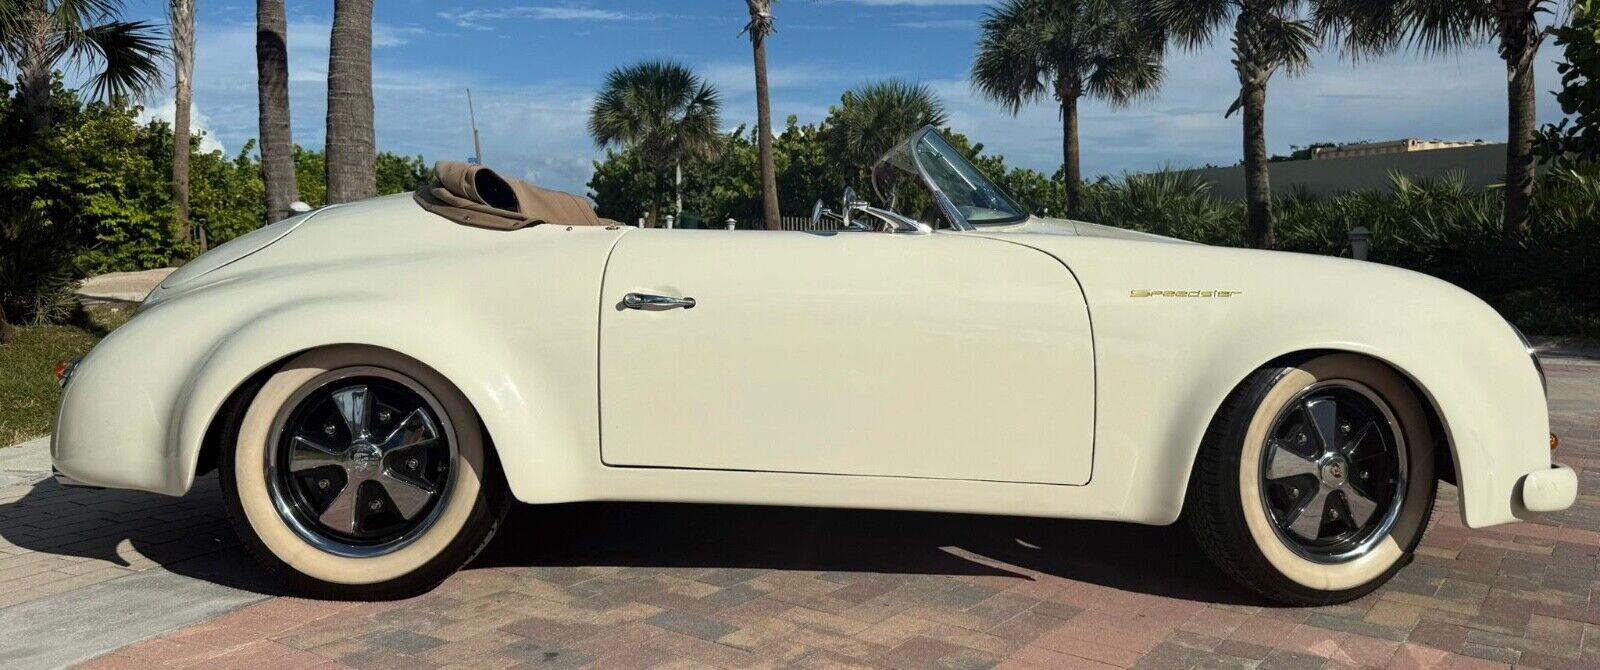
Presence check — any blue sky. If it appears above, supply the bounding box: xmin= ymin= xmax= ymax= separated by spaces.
xmin=120 ymin=1 xmax=1569 ymax=195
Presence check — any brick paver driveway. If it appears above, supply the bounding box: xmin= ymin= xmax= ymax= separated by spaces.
xmin=2 ymin=357 xmax=1594 ymax=669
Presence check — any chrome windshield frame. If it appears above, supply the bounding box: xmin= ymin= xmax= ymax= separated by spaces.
xmin=872 ymin=126 xmax=1030 ymax=232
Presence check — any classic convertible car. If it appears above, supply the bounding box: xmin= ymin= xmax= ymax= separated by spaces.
xmin=52 ymin=127 xmax=1575 ymax=604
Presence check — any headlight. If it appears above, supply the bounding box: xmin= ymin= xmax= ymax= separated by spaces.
xmin=1508 ymin=322 xmax=1546 ymax=395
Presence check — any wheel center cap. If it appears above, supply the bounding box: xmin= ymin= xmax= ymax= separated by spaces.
xmin=348 ymin=443 xmax=381 ymax=470
xmin=1320 ymin=456 xmax=1348 ymax=486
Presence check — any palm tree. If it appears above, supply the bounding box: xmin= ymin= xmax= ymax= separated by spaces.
xmin=1142 ymin=0 xmax=1319 ymax=249
xmin=1315 ymin=0 xmax=1555 ymax=237
xmin=169 ymin=0 xmax=193 ymax=245
xmin=325 ymin=0 xmax=375 ymax=203
xmin=257 ymin=0 xmax=298 ymax=223
xmin=742 ymin=0 xmax=781 ymax=230
xmin=973 ymin=0 xmax=1165 ymax=217
xmin=826 ymin=79 xmax=948 ymax=184
xmin=588 ymin=60 xmax=722 ymax=227
xmin=0 ymin=0 xmax=165 ymax=130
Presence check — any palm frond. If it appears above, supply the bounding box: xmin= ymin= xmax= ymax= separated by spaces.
xmin=587 ymin=59 xmax=722 ymax=170
xmin=970 ymin=0 xmax=1051 ymax=114
xmin=69 ymin=19 xmax=167 ymax=102
xmin=1312 ymin=0 xmax=1406 ymax=61
xmin=1399 ymin=0 xmax=1495 ymax=55
xmin=1141 ymin=0 xmax=1234 ymax=51
xmin=1253 ymin=12 xmax=1318 ymax=76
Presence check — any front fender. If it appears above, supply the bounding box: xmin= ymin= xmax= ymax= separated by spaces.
xmin=996 ymin=233 xmax=1552 ymax=529
xmin=55 ymin=290 xmax=527 ymax=496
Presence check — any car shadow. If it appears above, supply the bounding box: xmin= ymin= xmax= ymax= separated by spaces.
xmin=478 ymin=501 xmax=1266 ymax=606
xmin=0 ymin=475 xmax=1266 ymax=606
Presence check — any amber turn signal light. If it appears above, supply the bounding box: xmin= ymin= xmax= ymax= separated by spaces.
xmin=52 ymin=357 xmax=81 ymax=388
xmin=1551 ymin=433 xmax=1560 ymax=451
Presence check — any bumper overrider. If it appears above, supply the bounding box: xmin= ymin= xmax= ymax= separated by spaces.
xmin=1521 ymin=463 xmax=1578 ymax=513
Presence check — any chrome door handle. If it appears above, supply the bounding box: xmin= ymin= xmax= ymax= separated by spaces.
xmin=622 ymin=292 xmax=696 ymax=310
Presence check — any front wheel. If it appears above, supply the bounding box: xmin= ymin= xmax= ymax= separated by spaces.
xmin=220 ymin=346 xmax=509 ymax=599
xmin=1187 ymin=353 xmax=1437 ymax=605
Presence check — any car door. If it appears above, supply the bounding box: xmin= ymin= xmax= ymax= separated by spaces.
xmin=597 ymin=228 xmax=1095 ymax=485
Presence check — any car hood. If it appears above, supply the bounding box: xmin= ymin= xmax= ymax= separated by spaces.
xmin=975 ymin=216 xmax=1197 ymax=245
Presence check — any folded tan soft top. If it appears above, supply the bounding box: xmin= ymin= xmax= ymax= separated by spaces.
xmin=414 ymin=160 xmax=609 ymax=230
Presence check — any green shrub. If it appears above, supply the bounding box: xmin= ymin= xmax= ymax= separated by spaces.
xmin=1082 ymin=167 xmax=1600 ymax=337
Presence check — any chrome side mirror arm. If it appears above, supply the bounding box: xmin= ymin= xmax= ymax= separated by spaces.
xmin=856 ymin=206 xmax=931 ymax=235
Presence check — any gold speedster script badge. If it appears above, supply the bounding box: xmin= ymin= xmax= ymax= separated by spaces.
xmin=1130 ymin=289 xmax=1243 ymax=298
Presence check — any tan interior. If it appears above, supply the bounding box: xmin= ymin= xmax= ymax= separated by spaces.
xmin=414 ymin=160 xmax=609 ymax=230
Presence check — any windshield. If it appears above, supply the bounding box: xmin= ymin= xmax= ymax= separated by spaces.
xmin=872 ymin=128 xmax=1028 ymax=227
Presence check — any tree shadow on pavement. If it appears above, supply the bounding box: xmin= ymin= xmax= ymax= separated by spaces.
xmin=0 ymin=475 xmax=285 ymax=597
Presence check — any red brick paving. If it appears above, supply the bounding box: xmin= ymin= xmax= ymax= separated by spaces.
xmin=28 ymin=360 xmax=1600 ymax=668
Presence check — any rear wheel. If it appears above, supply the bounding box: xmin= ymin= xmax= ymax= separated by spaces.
xmin=1187 ymin=353 xmax=1437 ymax=605
xmin=221 ymin=346 xmax=509 ymax=599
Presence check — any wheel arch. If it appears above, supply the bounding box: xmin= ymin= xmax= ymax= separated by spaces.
xmin=193 ymin=344 xmax=512 ymax=486
xmin=1177 ymin=347 xmax=1458 ymax=517
xmin=168 ymin=298 xmax=541 ymax=498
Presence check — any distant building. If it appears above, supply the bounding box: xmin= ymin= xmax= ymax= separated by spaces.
xmin=1309 ymin=138 xmax=1487 ymax=161
xmin=1168 ymin=139 xmax=1512 ymax=200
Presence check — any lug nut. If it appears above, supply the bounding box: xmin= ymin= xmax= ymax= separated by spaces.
xmin=323 ymin=423 xmax=337 ymax=436
xmin=377 ymin=410 xmax=392 ymax=423
xmin=1339 ymin=422 xmax=1350 ymax=434
xmin=368 ymin=499 xmax=383 ymax=511
xmin=406 ymin=458 xmax=420 ymax=469
xmin=317 ymin=479 xmax=330 ymax=490
xmin=1329 ymin=509 xmax=1340 ymax=520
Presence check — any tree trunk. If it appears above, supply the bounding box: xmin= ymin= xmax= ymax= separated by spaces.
xmin=751 ymin=29 xmax=781 ymax=229
xmin=326 ymin=0 xmax=376 ymax=204
xmin=1240 ymin=79 xmax=1274 ymax=249
xmin=257 ymin=0 xmax=298 ymax=224
xmin=0 ymin=303 xmax=13 ymax=344
xmin=647 ymin=170 xmax=663 ymax=228
xmin=1058 ymin=83 xmax=1083 ymax=218
xmin=19 ymin=0 xmax=53 ymax=130
xmin=675 ymin=159 xmax=683 ymax=218
xmin=1501 ymin=5 xmax=1539 ymax=238
xmin=170 ymin=0 xmax=196 ymax=247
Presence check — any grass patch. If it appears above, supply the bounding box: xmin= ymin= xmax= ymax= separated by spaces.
xmin=0 ymin=324 xmax=102 ymax=447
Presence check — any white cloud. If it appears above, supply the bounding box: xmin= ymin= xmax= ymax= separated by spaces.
xmin=921 ymin=42 xmax=1567 ymax=180
xmin=829 ymin=1 xmax=992 ymax=5
xmin=699 ymin=62 xmax=840 ymax=96
xmin=138 ymin=99 xmax=228 ymax=154
xmin=894 ymin=19 xmax=977 ymax=29
xmin=187 ymin=19 xmax=603 ymax=194
xmin=436 ymin=5 xmax=662 ymax=31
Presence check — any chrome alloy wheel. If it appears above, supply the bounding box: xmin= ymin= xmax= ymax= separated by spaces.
xmin=265 ymin=367 xmax=458 ymax=557
xmin=1258 ymin=380 xmax=1407 ymax=563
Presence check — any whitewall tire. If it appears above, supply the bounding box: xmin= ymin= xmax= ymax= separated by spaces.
xmin=1187 ymin=353 xmax=1437 ymax=605
xmin=220 ymin=345 xmax=509 ymax=599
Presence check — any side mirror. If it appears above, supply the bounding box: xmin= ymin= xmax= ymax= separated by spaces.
xmin=810 ymin=199 xmax=825 ymax=228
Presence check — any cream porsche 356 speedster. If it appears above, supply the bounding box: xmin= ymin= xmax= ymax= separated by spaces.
xmin=51 ymin=127 xmax=1575 ymax=604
